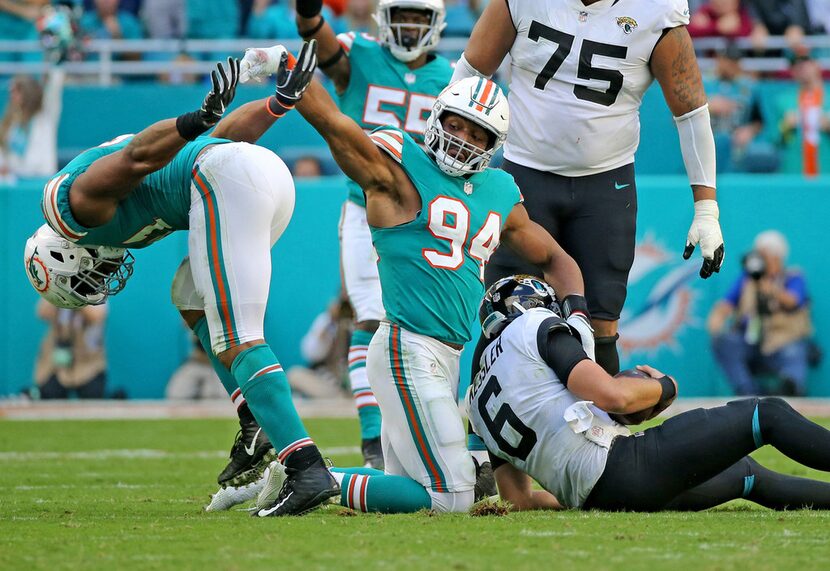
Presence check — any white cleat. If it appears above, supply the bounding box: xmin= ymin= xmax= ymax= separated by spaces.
xmin=205 ymin=469 xmax=269 ymax=512
xmin=255 ymin=461 xmax=288 ymax=511
xmin=239 ymin=45 xmax=288 ymax=84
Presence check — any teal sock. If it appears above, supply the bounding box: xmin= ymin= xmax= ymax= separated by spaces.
xmin=193 ymin=316 xmax=238 ymax=397
xmin=231 ymin=344 xmax=312 ymax=459
xmin=349 ymin=329 xmax=381 ymax=440
xmin=332 ymin=467 xmax=384 ymax=477
xmin=333 ymin=470 xmax=431 ymax=513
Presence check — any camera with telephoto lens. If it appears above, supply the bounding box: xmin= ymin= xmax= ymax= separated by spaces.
xmin=742 ymin=251 xmax=767 ymax=281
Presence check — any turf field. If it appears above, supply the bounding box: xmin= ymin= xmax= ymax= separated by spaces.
xmin=2 ymin=417 xmax=830 ymax=570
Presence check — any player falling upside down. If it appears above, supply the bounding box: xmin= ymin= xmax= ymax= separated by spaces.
xmin=469 ymin=275 xmax=830 ymax=512
xmin=244 ymin=40 xmax=592 ymax=515
xmin=23 ymin=48 xmax=341 ymax=517
xmin=289 ymin=0 xmax=454 ymax=471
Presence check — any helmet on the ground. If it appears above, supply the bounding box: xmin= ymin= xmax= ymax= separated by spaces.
xmin=24 ymin=224 xmax=134 ymax=309
xmin=479 ymin=275 xmax=560 ymax=339
xmin=424 ymin=77 xmax=509 ymax=177
xmin=375 ymin=0 xmax=446 ymax=62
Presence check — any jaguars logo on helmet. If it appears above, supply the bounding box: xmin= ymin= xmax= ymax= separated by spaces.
xmin=479 ymin=274 xmax=560 ymax=339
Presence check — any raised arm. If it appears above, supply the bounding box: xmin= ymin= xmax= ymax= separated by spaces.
xmin=295 ymin=0 xmax=351 ymax=92
xmin=451 ymin=0 xmax=516 ymax=82
xmin=69 ymin=59 xmax=239 ymax=228
xmin=650 ymin=26 xmax=724 ymax=279
xmin=296 ymin=79 xmax=395 ymax=194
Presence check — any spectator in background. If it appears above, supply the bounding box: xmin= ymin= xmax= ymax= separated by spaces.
xmin=32 ymin=300 xmax=109 ymax=399
xmin=747 ymin=0 xmax=811 ymax=52
xmin=687 ymin=0 xmax=754 ymax=39
xmin=292 ymin=155 xmax=323 ymax=178
xmin=806 ymin=0 xmax=830 ymax=35
xmin=286 ymin=296 xmax=353 ymax=399
xmin=777 ymin=51 xmax=830 ymax=176
xmin=186 ymin=0 xmax=239 ymax=61
xmin=0 ymin=1 xmax=47 ymax=62
xmin=708 ymin=230 xmax=812 ymax=397
xmin=704 ymin=44 xmax=778 ymax=172
xmin=0 ymin=65 xmax=64 ymax=179
xmin=165 ymin=337 xmax=226 ymax=400
xmin=142 ymin=0 xmax=186 ymax=39
xmin=80 ymin=0 xmax=143 ymax=41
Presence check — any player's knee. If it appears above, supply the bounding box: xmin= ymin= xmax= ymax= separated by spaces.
xmin=428 ymin=489 xmax=475 ymax=513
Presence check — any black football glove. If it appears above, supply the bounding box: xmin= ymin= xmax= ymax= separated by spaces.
xmin=199 ymin=57 xmax=241 ymax=126
xmin=275 ymin=40 xmax=318 ymax=108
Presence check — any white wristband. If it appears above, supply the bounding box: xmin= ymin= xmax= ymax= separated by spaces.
xmin=674 ymin=104 xmax=717 ymax=189
xmin=451 ymin=53 xmax=490 ymax=84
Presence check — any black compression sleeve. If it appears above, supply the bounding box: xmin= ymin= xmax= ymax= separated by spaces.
xmin=296 ymin=0 xmax=323 ymax=18
xmin=469 ymin=333 xmax=490 ymax=387
xmin=536 ymin=321 xmax=588 ymax=386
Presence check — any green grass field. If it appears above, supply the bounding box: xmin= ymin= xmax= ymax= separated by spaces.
xmin=2 ymin=417 xmax=830 ymax=570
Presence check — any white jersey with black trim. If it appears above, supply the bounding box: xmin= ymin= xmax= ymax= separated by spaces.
xmin=504 ymin=0 xmax=690 ymax=176
xmin=468 ymin=308 xmax=619 ymax=508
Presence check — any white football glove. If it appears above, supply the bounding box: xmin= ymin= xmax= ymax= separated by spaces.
xmin=566 ymin=313 xmax=596 ymax=362
xmin=239 ymin=45 xmax=288 ymax=84
xmin=683 ymin=199 xmax=725 ymax=279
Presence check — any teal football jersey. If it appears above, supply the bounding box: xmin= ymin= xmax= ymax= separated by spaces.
xmin=368 ymin=128 xmax=523 ymax=345
xmin=42 ymin=135 xmax=230 ymax=248
xmin=337 ymin=32 xmax=452 ymax=207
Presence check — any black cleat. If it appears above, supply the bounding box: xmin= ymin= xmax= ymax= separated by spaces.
xmin=217 ymin=420 xmax=276 ymax=487
xmin=255 ymin=458 xmax=340 ymax=517
xmin=474 ymin=458 xmax=496 ymax=502
xmin=361 ymin=437 xmax=384 ymax=471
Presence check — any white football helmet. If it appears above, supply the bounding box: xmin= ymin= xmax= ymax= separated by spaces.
xmin=374 ymin=0 xmax=446 ymax=63
xmin=424 ymin=77 xmax=509 ymax=177
xmin=24 ymin=224 xmax=135 ymax=309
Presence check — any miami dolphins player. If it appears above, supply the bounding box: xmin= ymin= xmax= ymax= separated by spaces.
xmin=246 ymin=48 xmax=588 ymax=514
xmin=24 ymin=47 xmax=342 ymax=517
xmin=292 ymin=0 xmax=453 ymax=469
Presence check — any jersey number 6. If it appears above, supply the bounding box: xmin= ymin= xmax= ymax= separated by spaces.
xmin=529 ymin=20 xmax=628 ymax=107
xmin=422 ymin=196 xmax=501 ymax=281
xmin=477 ymin=375 xmax=537 ymax=461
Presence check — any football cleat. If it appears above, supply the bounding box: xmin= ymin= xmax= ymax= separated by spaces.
xmin=217 ymin=419 xmax=276 ymax=487
xmin=255 ymin=458 xmax=340 ymax=517
xmin=205 ymin=469 xmax=269 ymax=512
xmin=361 ymin=437 xmax=384 ymax=471
xmin=255 ymin=461 xmax=288 ymax=511
xmin=473 ymin=458 xmax=497 ymax=502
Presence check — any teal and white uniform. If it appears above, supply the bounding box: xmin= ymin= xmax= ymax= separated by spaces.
xmin=42 ymin=136 xmax=296 ymax=354
xmin=364 ymin=127 xmax=522 ymax=501
xmin=336 ymin=31 xmax=452 ymax=322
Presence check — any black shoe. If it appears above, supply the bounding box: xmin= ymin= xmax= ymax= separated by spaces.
xmin=255 ymin=458 xmax=340 ymax=517
xmin=361 ymin=437 xmax=384 ymax=470
xmin=474 ymin=458 xmax=496 ymax=502
xmin=217 ymin=420 xmax=276 ymax=487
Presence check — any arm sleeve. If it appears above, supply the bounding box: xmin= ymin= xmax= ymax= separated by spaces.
xmin=535 ymin=317 xmax=589 ymax=386
xmin=488 ymin=450 xmax=508 ymax=470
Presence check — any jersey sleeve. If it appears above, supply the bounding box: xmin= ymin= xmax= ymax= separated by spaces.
xmin=41 ymin=171 xmax=89 ymax=241
xmin=658 ymin=0 xmax=691 ymax=29
xmin=336 ymin=32 xmax=356 ymax=55
xmin=369 ymin=127 xmax=404 ymax=163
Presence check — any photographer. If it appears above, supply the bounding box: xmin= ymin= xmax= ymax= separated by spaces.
xmin=708 ymin=230 xmax=812 ymax=396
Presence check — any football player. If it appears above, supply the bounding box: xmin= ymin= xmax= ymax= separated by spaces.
xmin=451 ymin=0 xmax=725 ymax=376
xmin=24 ymin=47 xmax=341 ymax=517
xmin=469 ymin=276 xmax=830 ymax=512
xmin=247 ymin=43 xmax=591 ymax=515
xmin=289 ymin=0 xmax=453 ymax=470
